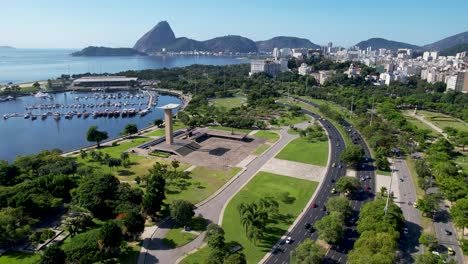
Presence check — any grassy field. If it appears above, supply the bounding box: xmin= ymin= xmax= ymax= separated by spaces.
xmin=0 ymin=252 xmax=40 ymax=264
xmin=276 ymin=137 xmax=329 ymax=166
xmin=179 ymin=246 xmax=210 ymax=264
xmin=166 ymin=166 xmax=241 ymax=205
xmin=211 ymin=97 xmax=246 ymax=109
xmin=208 ymin=126 xmax=252 ymax=134
xmin=252 ymin=144 xmax=270 ymax=156
xmin=254 ymin=130 xmax=280 ymax=143
xmin=416 ymin=110 xmax=468 ymax=133
xmin=455 ymin=152 xmax=468 ymax=172
xmin=145 ymin=121 xmax=186 ymax=137
xmin=277 ymin=114 xmax=312 ymax=126
xmin=163 ymin=228 xmax=198 ymax=248
xmin=403 ymin=113 xmax=440 ymax=137
xmin=376 ymin=169 xmax=391 ymax=176
xmin=222 ymin=172 xmax=318 ymax=263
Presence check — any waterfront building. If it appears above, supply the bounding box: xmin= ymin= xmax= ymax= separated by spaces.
xmin=72 ymin=76 xmax=138 ymax=87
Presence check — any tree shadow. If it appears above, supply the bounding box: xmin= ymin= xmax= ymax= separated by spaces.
xmin=117 ymin=169 xmax=135 ymax=176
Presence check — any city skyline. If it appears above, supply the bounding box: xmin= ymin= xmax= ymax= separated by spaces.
xmin=1 ymin=0 xmax=468 ymax=49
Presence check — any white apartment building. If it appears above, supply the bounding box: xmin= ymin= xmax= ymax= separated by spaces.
xmin=249 ymin=60 xmax=282 ymax=77
xmin=298 ymin=63 xmax=312 ymax=76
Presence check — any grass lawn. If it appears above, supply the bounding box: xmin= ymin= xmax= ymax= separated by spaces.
xmin=254 ymin=130 xmax=280 ymax=143
xmin=163 ymin=217 xmax=207 ymax=248
xmin=208 ymin=126 xmax=252 ymax=134
xmin=211 ymin=97 xmax=246 ymax=109
xmin=276 ymin=137 xmax=329 ymax=166
xmin=0 ymin=252 xmax=40 ymax=264
xmin=222 ymin=172 xmax=318 ymax=263
xmin=145 ymin=121 xmax=186 ymax=137
xmin=403 ymin=113 xmax=440 ymax=137
xmin=455 ymin=152 xmax=468 ymax=172
xmin=417 ymin=110 xmax=468 ymax=133
xmin=377 ymin=169 xmax=391 ymax=176
xmin=253 ymin=144 xmax=270 ymax=156
xmin=179 ymin=246 xmax=210 ymax=264
xmin=278 ymin=114 xmax=312 ymax=126
xmin=166 ymin=167 xmax=241 ymax=205
xmin=119 ymin=242 xmax=141 ymax=264
xmin=163 ymin=228 xmax=198 ymax=248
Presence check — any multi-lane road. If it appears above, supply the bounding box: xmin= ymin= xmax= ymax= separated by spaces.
xmin=265 ymin=98 xmax=376 ymax=264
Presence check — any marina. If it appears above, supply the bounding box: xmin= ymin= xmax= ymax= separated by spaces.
xmin=2 ymin=90 xmax=158 ymax=121
xmin=0 ymin=90 xmax=181 ymax=161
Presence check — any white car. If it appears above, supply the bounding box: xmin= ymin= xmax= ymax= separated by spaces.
xmin=403 ymin=228 xmax=409 ymax=235
xmin=285 ymin=236 xmax=293 ymax=244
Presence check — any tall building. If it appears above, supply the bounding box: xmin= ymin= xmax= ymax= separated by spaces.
xmin=454 ymin=71 xmax=468 ymax=93
xmin=327 ymin=42 xmax=333 ymax=54
xmin=249 ymin=60 xmax=282 ymax=77
xmin=273 ymin=48 xmax=281 ymax=60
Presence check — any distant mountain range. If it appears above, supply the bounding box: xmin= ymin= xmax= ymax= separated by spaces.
xmin=132 ymin=21 xmax=319 ymax=54
xmin=71 ymin=46 xmax=147 ymax=56
xmin=354 ymin=38 xmax=420 ymax=51
xmin=439 ymin=43 xmax=468 ymax=56
xmin=0 ymin=46 xmax=15 ymax=49
xmin=423 ymin=31 xmax=468 ymax=51
xmin=72 ymin=21 xmax=468 ymax=56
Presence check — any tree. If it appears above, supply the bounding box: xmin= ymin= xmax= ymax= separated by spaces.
xmin=33 ymin=81 xmax=40 ymax=89
xmin=419 ymin=232 xmax=438 ymax=250
xmin=0 ymin=207 xmax=34 ymax=246
xmin=348 ymin=231 xmax=396 ymax=264
xmin=224 ymin=253 xmax=247 ymax=264
xmin=207 ymin=248 xmax=227 ymax=264
xmin=237 ymin=202 xmax=269 ymax=245
xmin=63 ymin=229 xmax=101 ymax=263
xmin=340 ymin=145 xmax=364 ymax=167
xmin=205 ymin=223 xmax=225 ymax=241
xmin=73 ymin=174 xmax=120 ymax=219
xmin=40 ymin=244 xmax=66 ymax=264
xmin=153 ymin=118 xmax=164 ymax=127
xmin=0 ymin=161 xmax=20 ymax=186
xmin=417 ymin=193 xmax=442 ymax=217
xmin=451 ymin=197 xmax=468 ymax=230
xmin=326 ymin=197 xmax=352 ymax=218
xmin=357 ymin=199 xmax=404 ymax=235
xmin=170 ymin=200 xmax=194 ymax=226
xmin=107 ymin=157 xmax=121 ymax=171
xmin=207 ymin=232 xmax=225 ymax=249
xmin=122 ymin=211 xmax=145 ymax=240
xmin=86 ymin=126 xmax=108 ymax=148
xmin=335 ymin=176 xmax=361 ymax=195
xmin=122 ymin=123 xmax=138 ymax=137
xmin=313 ymin=212 xmax=344 ymax=245
xmin=290 ymin=238 xmax=325 ymax=264
xmin=142 ymin=165 xmax=166 ymax=218
xmin=120 ymin=152 xmax=130 ymax=167
xmin=98 ymin=221 xmax=123 ymax=254
xmin=415 ymin=252 xmax=445 ymax=264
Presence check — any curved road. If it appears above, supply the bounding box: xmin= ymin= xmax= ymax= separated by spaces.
xmin=264 ymin=98 xmax=376 ymax=264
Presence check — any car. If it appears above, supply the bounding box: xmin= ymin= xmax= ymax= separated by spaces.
xmin=331 ymin=188 xmax=336 ymax=194
xmin=331 ymin=178 xmax=335 ymax=183
xmin=364 ymin=185 xmax=371 ymax=190
xmin=403 ymin=228 xmax=409 ymax=235
xmin=338 ymin=164 xmax=343 ymax=168
xmin=445 ymin=229 xmax=452 ymax=235
xmin=321 ymin=206 xmax=327 ymax=212
xmin=285 ymin=237 xmax=293 ymax=244
xmin=349 ymin=217 xmax=357 ymax=224
xmin=366 ymin=175 xmax=371 ymax=179
xmin=431 ymin=251 xmax=440 ymax=257
xmin=332 ymin=163 xmax=336 ymax=167
xmin=305 ymin=223 xmax=311 ymax=229
xmin=399 ymin=178 xmax=404 ymax=182
xmin=309 ymin=226 xmax=315 ymax=233
xmin=311 ymin=202 xmax=318 ymax=208
xmin=448 ymin=247 xmax=454 ymax=255
xmin=360 ymin=176 xmax=365 ymax=181
xmin=413 ymin=202 xmax=418 ymax=208
xmin=336 ymin=143 xmax=340 ymax=147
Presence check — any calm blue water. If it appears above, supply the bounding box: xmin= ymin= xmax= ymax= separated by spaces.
xmin=0 ymin=91 xmax=181 ymax=161
xmin=0 ymin=49 xmax=249 ymax=84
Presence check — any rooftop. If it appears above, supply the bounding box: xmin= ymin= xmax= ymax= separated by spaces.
xmin=73 ymin=76 xmax=138 ymax=82
xmin=158 ymin=103 xmax=180 ymax=110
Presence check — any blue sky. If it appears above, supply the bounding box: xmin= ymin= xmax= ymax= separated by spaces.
xmin=1 ymin=0 xmax=467 ymax=49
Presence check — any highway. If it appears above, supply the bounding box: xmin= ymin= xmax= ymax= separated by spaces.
xmin=265 ymin=98 xmax=376 ymax=264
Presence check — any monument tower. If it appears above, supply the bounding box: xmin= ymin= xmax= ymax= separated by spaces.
xmin=158 ymin=103 xmax=180 ymax=145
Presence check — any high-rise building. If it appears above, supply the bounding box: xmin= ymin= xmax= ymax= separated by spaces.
xmin=273 ymin=48 xmax=281 ymax=60
xmin=249 ymin=60 xmax=283 ymax=77
xmin=454 ymin=71 xmax=468 ymax=93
